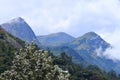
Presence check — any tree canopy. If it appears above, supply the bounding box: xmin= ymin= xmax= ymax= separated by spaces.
xmin=0 ymin=43 xmax=70 ymax=80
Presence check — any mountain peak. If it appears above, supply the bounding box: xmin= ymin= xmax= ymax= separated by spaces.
xmin=83 ymin=32 xmax=98 ymax=38
xmin=76 ymin=32 xmax=100 ymax=41
xmin=1 ymin=17 xmax=40 ymax=46
xmin=48 ymin=32 xmax=74 ymax=37
xmin=7 ymin=17 xmax=25 ymax=24
xmin=55 ymin=32 xmax=68 ymax=35
xmin=70 ymin=31 xmax=110 ymax=52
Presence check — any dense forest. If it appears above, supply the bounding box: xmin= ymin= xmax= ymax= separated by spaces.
xmin=0 ymin=27 xmax=24 ymax=73
xmin=0 ymin=42 xmax=120 ymax=80
xmin=51 ymin=52 xmax=120 ymax=80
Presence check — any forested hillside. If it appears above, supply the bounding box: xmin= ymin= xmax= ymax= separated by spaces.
xmin=0 ymin=26 xmax=24 ymax=73
xmin=51 ymin=52 xmax=120 ymax=80
xmin=0 ymin=38 xmax=120 ymax=80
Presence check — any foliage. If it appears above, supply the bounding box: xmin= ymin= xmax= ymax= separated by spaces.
xmin=0 ymin=38 xmax=15 ymax=73
xmin=0 ymin=27 xmax=24 ymax=74
xmin=0 ymin=43 xmax=70 ymax=80
xmin=50 ymin=52 xmax=120 ymax=80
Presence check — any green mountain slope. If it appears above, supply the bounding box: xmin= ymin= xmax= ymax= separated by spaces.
xmin=65 ymin=32 xmax=119 ymax=72
xmin=44 ymin=32 xmax=119 ymax=73
xmin=0 ymin=26 xmax=24 ymax=73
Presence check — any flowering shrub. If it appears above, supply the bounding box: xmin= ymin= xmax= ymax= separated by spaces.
xmin=0 ymin=43 xmax=70 ymax=80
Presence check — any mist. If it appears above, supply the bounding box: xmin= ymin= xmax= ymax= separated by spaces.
xmin=98 ymin=28 xmax=120 ymax=61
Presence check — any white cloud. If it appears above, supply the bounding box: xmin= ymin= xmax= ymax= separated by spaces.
xmin=98 ymin=28 xmax=120 ymax=61
xmin=95 ymin=47 xmax=103 ymax=57
xmin=0 ymin=0 xmax=120 ymax=37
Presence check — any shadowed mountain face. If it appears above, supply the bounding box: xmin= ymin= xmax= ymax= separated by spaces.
xmin=37 ymin=32 xmax=75 ymax=47
xmin=1 ymin=17 xmax=40 ymax=46
xmin=0 ymin=26 xmax=24 ymax=48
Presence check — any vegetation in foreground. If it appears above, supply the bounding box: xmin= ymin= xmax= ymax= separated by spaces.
xmin=0 ymin=44 xmax=70 ymax=80
xmin=0 ymin=43 xmax=120 ymax=80
xmin=0 ymin=27 xmax=24 ymax=74
xmin=51 ymin=52 xmax=120 ymax=80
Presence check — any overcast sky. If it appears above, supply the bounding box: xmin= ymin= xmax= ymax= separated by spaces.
xmin=0 ymin=0 xmax=120 ymax=60
xmin=0 ymin=0 xmax=120 ymax=37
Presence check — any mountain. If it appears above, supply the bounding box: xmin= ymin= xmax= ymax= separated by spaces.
xmin=49 ymin=46 xmax=84 ymax=63
xmin=43 ymin=32 xmax=119 ymax=73
xmin=69 ymin=32 xmax=110 ymax=50
xmin=1 ymin=17 xmax=40 ymax=46
xmin=37 ymin=32 xmax=84 ymax=63
xmin=37 ymin=32 xmax=75 ymax=47
xmin=68 ymin=32 xmax=110 ymax=57
xmin=66 ymin=32 xmax=117 ymax=71
xmin=0 ymin=26 xmax=24 ymax=73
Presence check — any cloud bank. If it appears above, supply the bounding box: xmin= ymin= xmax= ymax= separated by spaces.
xmin=98 ymin=28 xmax=120 ymax=61
xmin=0 ymin=0 xmax=120 ymax=37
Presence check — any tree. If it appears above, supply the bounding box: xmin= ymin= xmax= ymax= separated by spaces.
xmin=0 ymin=43 xmax=70 ymax=80
xmin=107 ymin=70 xmax=117 ymax=80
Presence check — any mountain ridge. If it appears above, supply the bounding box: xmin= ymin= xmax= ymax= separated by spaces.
xmin=1 ymin=17 xmax=40 ymax=46
xmin=37 ymin=32 xmax=75 ymax=47
xmin=40 ymin=31 xmax=120 ymax=73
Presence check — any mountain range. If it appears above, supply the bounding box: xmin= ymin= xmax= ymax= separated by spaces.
xmin=38 ymin=31 xmax=117 ymax=72
xmin=0 ymin=17 xmax=120 ymax=73
xmin=37 ymin=32 xmax=75 ymax=47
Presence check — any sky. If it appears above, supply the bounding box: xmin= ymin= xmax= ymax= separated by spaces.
xmin=0 ymin=0 xmax=120 ymax=61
